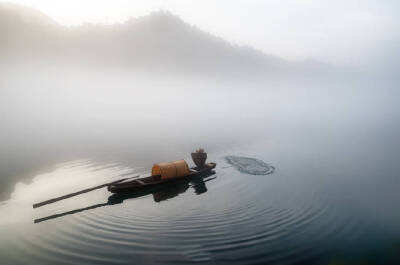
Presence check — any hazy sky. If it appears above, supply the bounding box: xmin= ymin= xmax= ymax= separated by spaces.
xmin=2 ymin=0 xmax=398 ymax=65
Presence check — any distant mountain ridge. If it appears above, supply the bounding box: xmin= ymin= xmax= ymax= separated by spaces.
xmin=0 ymin=3 xmax=329 ymax=76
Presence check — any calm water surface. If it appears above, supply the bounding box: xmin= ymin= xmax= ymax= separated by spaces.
xmin=1 ymin=123 xmax=400 ymax=265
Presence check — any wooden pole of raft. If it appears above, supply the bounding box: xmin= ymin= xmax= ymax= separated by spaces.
xmin=33 ymin=175 xmax=139 ymax=209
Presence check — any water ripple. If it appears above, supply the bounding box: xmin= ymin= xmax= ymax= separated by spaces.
xmin=2 ymin=157 xmax=371 ymax=265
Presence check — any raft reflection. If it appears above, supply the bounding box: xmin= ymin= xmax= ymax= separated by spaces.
xmin=34 ymin=171 xmax=216 ymax=224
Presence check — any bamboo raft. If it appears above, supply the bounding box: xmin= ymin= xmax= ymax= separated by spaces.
xmin=34 ymin=171 xmax=217 ymax=223
xmin=108 ymin=162 xmax=216 ymax=193
xmin=33 ymin=160 xmax=216 ymax=209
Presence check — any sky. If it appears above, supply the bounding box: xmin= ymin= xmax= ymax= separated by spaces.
xmin=1 ymin=0 xmax=398 ymax=65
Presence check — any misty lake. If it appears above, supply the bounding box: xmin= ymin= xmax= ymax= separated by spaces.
xmin=1 ymin=114 xmax=399 ymax=265
xmin=1 ymin=2 xmax=400 ymax=264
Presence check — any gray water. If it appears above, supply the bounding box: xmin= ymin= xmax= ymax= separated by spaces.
xmin=1 ymin=64 xmax=400 ymax=264
xmin=1 ymin=116 xmax=400 ymax=265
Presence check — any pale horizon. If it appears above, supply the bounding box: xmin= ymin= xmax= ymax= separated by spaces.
xmin=1 ymin=0 xmax=398 ymax=66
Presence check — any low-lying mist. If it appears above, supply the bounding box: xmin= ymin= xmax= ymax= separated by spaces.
xmin=1 ymin=62 xmax=397 ymax=198
xmin=1 ymin=3 xmax=399 ymax=201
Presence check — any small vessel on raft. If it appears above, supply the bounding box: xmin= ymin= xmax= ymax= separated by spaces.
xmin=108 ymin=160 xmax=216 ymax=194
xmin=33 ymin=149 xmax=215 ymax=209
xmin=34 ymin=172 xmax=217 ymax=223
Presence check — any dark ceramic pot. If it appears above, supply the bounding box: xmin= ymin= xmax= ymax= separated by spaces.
xmin=191 ymin=152 xmax=207 ymax=168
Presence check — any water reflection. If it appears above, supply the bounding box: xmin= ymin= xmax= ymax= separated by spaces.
xmin=34 ymin=171 xmax=216 ymax=224
xmin=2 ymin=128 xmax=400 ymax=265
